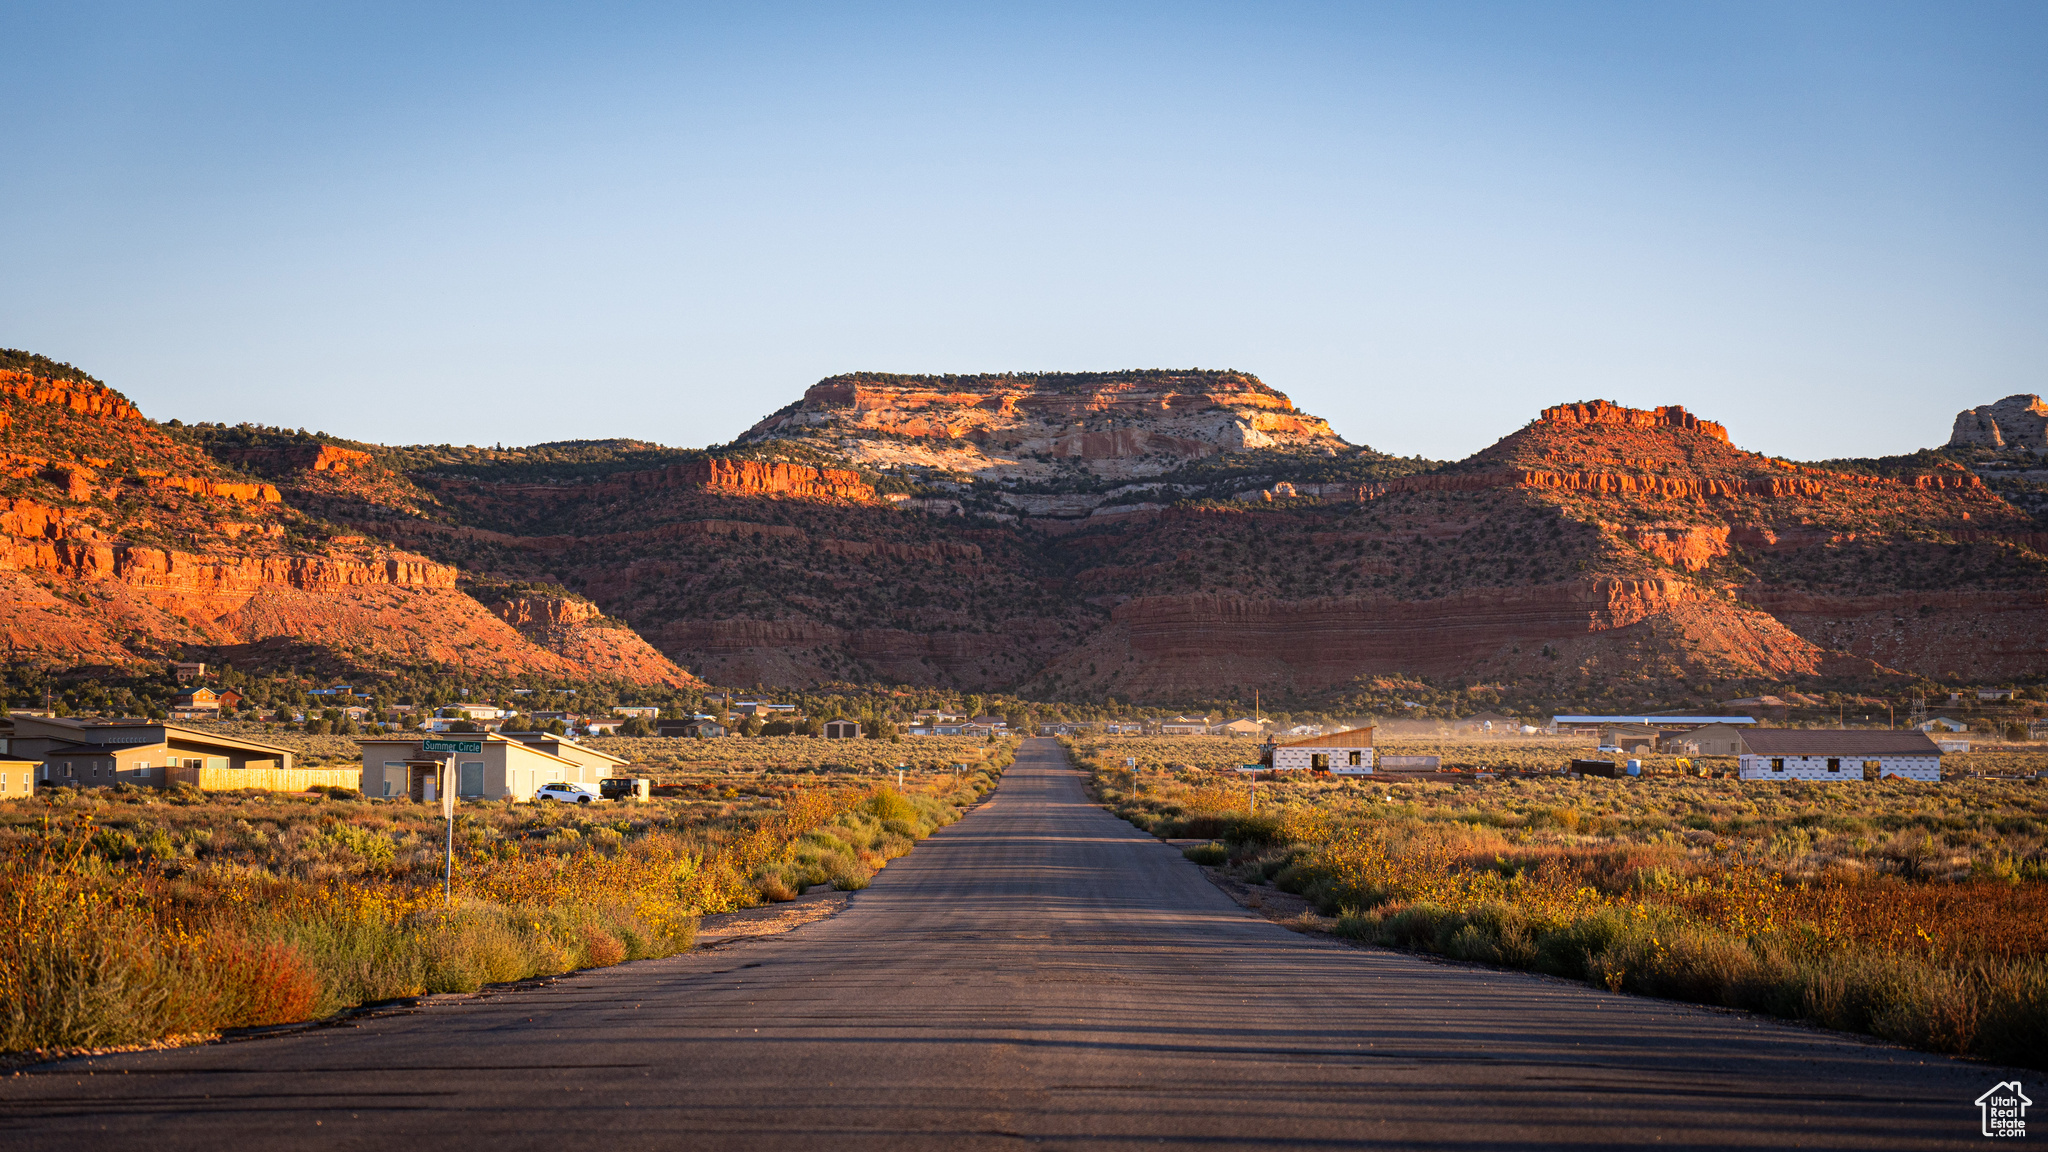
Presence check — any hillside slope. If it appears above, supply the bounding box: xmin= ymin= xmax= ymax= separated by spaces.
xmin=15 ymin=349 xmax=2040 ymax=704
xmin=0 ymin=352 xmax=694 ymax=686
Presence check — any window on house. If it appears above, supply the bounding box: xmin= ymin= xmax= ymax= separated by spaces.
xmin=1311 ymin=753 xmax=1330 ymax=770
xmin=1348 ymin=751 xmax=1363 ymax=766
xmin=1827 ymin=758 xmax=1840 ymax=773
xmin=1770 ymin=758 xmax=1784 ymax=772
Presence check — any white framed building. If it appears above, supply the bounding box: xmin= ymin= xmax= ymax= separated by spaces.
xmin=1270 ymin=726 xmax=1376 ymax=775
xmin=1738 ymin=730 xmax=1942 ymax=783
xmin=358 ymin=733 xmax=623 ymax=802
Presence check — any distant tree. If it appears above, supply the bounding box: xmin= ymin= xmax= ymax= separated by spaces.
xmin=740 ymin=715 xmax=764 ymax=737
xmin=621 ymin=715 xmax=655 ymax=737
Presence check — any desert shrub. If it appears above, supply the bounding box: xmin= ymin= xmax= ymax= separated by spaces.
xmin=1183 ymin=842 xmax=1228 ymax=865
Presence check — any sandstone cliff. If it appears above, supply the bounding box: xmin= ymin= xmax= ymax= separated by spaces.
xmin=0 ymin=360 xmax=695 ymax=685
xmin=1950 ymin=394 xmax=2048 ymax=451
xmin=15 ymin=358 xmax=2045 ymax=703
xmin=741 ymin=370 xmax=1348 ymax=481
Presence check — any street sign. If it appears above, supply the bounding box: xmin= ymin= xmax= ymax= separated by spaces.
xmin=423 ymin=739 xmax=482 ymax=753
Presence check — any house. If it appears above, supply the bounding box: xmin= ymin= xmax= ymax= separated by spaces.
xmin=216 ymin=689 xmax=244 ymax=712
xmin=171 ymin=688 xmax=222 ymax=719
xmin=1158 ymin=716 xmax=1211 ymax=735
xmin=1936 ymin=738 xmax=1971 ymax=754
xmin=1663 ymin=723 xmax=1748 ymax=756
xmin=1279 ymin=724 xmax=1322 ymax=738
xmin=502 ymin=732 xmax=630 ymax=780
xmin=0 ymin=757 xmax=38 ymax=798
xmin=913 ymin=710 xmax=964 ymax=724
xmin=1978 ymin=689 xmax=2018 ymax=702
xmin=822 ymin=719 xmax=862 ymax=739
xmin=580 ymin=717 xmax=625 ymax=736
xmin=1270 ymin=726 xmax=1376 ymax=775
xmin=971 ymin=715 xmax=1008 ymax=731
xmin=425 ymin=716 xmax=504 ymax=733
xmin=1737 ymin=730 xmax=1942 ymax=783
xmin=1915 ymin=717 xmax=1969 ymax=733
xmin=612 ymin=706 xmax=661 ymax=720
xmin=358 ymin=733 xmax=618 ymax=802
xmin=657 ymin=719 xmax=726 ymax=738
xmin=1214 ymin=717 xmax=1267 ymax=737
xmin=1598 ymin=724 xmax=1663 ymax=756
xmin=171 ymin=662 xmax=207 ymax=681
xmin=2 ymin=715 xmax=339 ymax=792
xmin=1453 ymin=710 xmax=1519 ymax=733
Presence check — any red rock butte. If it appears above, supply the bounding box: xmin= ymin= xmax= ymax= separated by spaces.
xmin=1539 ymin=400 xmax=1729 ymax=442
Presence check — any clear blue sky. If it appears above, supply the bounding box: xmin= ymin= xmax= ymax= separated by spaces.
xmin=5 ymin=2 xmax=2044 ymax=461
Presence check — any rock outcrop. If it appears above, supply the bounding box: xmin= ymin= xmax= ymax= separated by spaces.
xmin=213 ymin=442 xmax=377 ymax=475
xmin=1539 ymin=401 xmax=1729 ymax=441
xmin=1950 ymin=395 xmax=2048 ymax=451
xmin=741 ymin=370 xmax=1348 ymax=481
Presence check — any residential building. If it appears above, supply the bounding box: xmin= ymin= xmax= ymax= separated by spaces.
xmin=913 ymin=710 xmax=965 ymax=724
xmin=1158 ymin=716 xmax=1211 ymax=735
xmin=1663 ymin=723 xmax=1747 ymax=757
xmin=1270 ymin=726 xmax=1376 ymax=775
xmin=0 ymin=757 xmax=37 ymax=798
xmin=2 ymin=715 xmax=339 ymax=792
xmin=970 ymin=715 xmax=1008 ymax=730
xmin=502 ymin=733 xmax=630 ymax=779
xmin=1737 ymin=730 xmax=1942 ymax=782
xmin=358 ymin=733 xmax=619 ymax=802
xmin=424 ymin=716 xmax=505 ymax=733
xmin=1978 ymin=689 xmax=2019 ymax=701
xmin=1598 ymin=725 xmax=1663 ymax=756
xmin=657 ymin=719 xmax=726 ymax=738
xmin=1915 ymin=717 xmax=1969 ymax=733
xmin=1214 ymin=717 xmax=1267 ymax=737
xmin=823 ymin=720 xmax=862 ymax=739
xmin=171 ymin=687 xmax=222 ymax=719
xmin=171 ymin=662 xmax=207 ymax=681
xmin=580 ymin=717 xmax=625 ymax=736
xmin=611 ymin=706 xmax=661 ymax=719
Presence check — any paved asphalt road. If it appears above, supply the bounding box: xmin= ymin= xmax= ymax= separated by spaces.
xmin=1 ymin=739 xmax=2011 ymax=1149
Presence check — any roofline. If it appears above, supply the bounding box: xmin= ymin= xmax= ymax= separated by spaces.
xmin=158 ymin=723 xmax=298 ymax=756
xmin=356 ymin=734 xmax=583 ymax=769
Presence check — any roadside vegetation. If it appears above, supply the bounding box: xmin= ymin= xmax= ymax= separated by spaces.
xmin=1069 ymin=735 xmax=2048 ymax=1069
xmin=0 ymin=742 xmax=1011 ymax=1056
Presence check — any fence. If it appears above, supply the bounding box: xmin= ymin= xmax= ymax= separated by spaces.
xmin=166 ymin=765 xmax=363 ymax=792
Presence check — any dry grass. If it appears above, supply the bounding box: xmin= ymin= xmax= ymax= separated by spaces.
xmin=1070 ymin=736 xmax=2048 ymax=1068
xmin=0 ymin=741 xmax=1012 ymax=1054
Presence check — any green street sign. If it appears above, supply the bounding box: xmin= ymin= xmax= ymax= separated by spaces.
xmin=422 ymin=739 xmax=482 ymax=754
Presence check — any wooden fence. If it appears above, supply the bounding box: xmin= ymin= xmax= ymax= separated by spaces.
xmin=167 ymin=765 xmax=362 ymax=792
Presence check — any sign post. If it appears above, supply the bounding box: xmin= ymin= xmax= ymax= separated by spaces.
xmin=421 ymin=740 xmax=477 ymax=907
xmin=1125 ymin=757 xmax=1138 ymax=796
xmin=1235 ymin=764 xmax=1261 ymax=814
